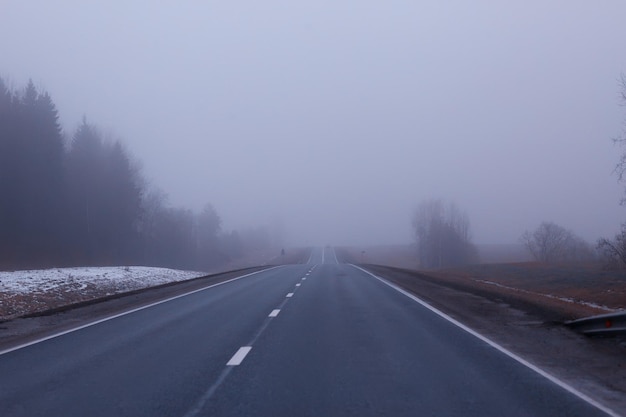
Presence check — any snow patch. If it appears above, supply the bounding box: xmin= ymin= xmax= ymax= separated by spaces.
xmin=0 ymin=266 xmax=205 ymax=295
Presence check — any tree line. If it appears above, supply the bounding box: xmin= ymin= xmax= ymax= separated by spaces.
xmin=412 ymin=200 xmax=597 ymax=269
xmin=0 ymin=77 xmax=271 ymax=270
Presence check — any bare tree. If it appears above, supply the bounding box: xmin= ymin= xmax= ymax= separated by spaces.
xmin=612 ymin=73 xmax=626 ymax=204
xmin=597 ymin=225 xmax=626 ymax=268
xmin=598 ymin=74 xmax=626 ymax=268
xmin=521 ymin=222 xmax=594 ymax=263
xmin=412 ymin=199 xmax=477 ymax=268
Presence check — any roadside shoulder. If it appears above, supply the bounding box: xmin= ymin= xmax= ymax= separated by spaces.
xmin=361 ymin=264 xmax=626 ymax=415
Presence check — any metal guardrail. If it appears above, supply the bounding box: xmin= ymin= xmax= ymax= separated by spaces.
xmin=566 ymin=311 xmax=626 ymax=336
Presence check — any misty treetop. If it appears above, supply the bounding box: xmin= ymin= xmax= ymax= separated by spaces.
xmin=0 ymin=77 xmax=267 ymax=270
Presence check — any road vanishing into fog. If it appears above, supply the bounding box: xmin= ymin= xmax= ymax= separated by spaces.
xmin=0 ymin=247 xmax=615 ymax=416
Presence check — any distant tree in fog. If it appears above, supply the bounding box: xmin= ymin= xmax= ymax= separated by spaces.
xmin=161 ymin=207 xmax=197 ymax=269
xmin=138 ymin=188 xmax=195 ymax=269
xmin=0 ymin=78 xmax=19 ymax=265
xmin=220 ymin=230 xmax=244 ymax=261
xmin=239 ymin=226 xmax=272 ymax=253
xmin=139 ymin=191 xmax=227 ymax=270
xmin=0 ymin=79 xmax=66 ymax=267
xmin=196 ymin=203 xmax=222 ymax=269
xmin=101 ymin=141 xmax=143 ymax=259
xmin=66 ymin=118 xmax=143 ymax=264
xmin=521 ymin=222 xmax=594 ymax=263
xmin=412 ymin=200 xmax=478 ymax=268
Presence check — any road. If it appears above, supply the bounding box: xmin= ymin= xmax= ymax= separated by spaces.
xmin=0 ymin=247 xmax=616 ymax=416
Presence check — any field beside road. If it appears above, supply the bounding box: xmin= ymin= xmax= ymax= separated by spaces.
xmin=339 ymin=245 xmax=626 ymax=321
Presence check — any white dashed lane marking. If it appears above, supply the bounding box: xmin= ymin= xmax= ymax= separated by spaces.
xmin=286 ymin=293 xmax=294 ymax=298
xmin=269 ymin=309 xmax=280 ymax=317
xmin=227 ymin=347 xmax=252 ymax=366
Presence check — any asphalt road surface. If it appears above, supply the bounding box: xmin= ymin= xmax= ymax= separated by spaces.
xmin=0 ymin=247 xmax=616 ymax=416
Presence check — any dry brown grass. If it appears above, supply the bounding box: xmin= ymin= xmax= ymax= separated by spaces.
xmin=341 ymin=245 xmax=626 ymax=319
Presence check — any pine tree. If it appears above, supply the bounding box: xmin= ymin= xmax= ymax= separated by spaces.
xmin=66 ymin=120 xmax=144 ymax=264
xmin=0 ymin=78 xmax=19 ymax=266
xmin=66 ymin=118 xmax=106 ymax=263
xmin=101 ymin=141 xmax=143 ymax=262
xmin=0 ymin=80 xmax=66 ymax=267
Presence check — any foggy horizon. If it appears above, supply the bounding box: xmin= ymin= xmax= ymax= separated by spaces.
xmin=2 ymin=2 xmax=626 ymax=247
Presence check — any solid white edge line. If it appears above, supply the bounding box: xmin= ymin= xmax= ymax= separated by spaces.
xmin=226 ymin=346 xmax=252 ymax=366
xmin=286 ymin=292 xmax=294 ymax=298
xmin=269 ymin=309 xmax=280 ymax=318
xmin=350 ymin=264 xmax=622 ymax=417
xmin=0 ymin=266 xmax=284 ymax=357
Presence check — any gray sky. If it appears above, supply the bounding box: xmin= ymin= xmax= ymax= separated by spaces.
xmin=2 ymin=1 xmax=626 ymax=246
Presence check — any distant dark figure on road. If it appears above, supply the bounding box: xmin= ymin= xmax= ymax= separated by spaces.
xmin=281 ymin=248 xmax=285 ymax=256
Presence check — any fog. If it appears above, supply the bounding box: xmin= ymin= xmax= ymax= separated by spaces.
xmin=2 ymin=1 xmax=626 ymax=247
